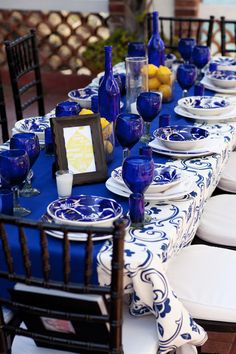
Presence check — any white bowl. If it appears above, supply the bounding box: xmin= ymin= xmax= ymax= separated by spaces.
xmin=206 ymin=70 xmax=236 ymax=89
xmin=178 ymin=96 xmax=231 ymax=116
xmin=153 ymin=125 xmax=210 ymax=151
xmin=47 ymin=195 xmax=123 ymax=227
xmin=68 ymin=86 xmax=98 ymax=108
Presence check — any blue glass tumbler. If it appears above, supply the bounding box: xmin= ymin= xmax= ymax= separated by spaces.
xmin=55 ymin=101 xmax=81 ymax=117
xmin=159 ymin=114 xmax=171 ymax=128
xmin=128 ymin=42 xmax=146 ymax=57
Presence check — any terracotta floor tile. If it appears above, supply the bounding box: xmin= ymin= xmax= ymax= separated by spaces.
xmin=202 ymin=340 xmax=232 ymax=354
xmin=207 ymin=332 xmax=236 ymax=343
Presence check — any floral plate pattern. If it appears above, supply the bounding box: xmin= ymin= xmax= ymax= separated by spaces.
xmin=14 ymin=116 xmax=50 ymax=141
xmin=47 ymin=195 xmax=123 ymax=227
xmin=177 ymin=96 xmax=231 ymax=116
xmin=153 ymin=125 xmax=209 ymax=151
xmin=68 ymin=86 xmax=98 ymax=108
xmin=206 ymin=70 xmax=236 ymax=88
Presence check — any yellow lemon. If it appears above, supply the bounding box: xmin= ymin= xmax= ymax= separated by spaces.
xmin=79 ymin=108 xmax=94 ymax=115
xmin=156 ymin=65 xmax=172 ymax=85
xmin=100 ymin=117 xmax=110 ymax=129
xmin=147 ymin=64 xmax=158 ymax=78
xmin=148 ymin=77 xmax=161 ymax=91
xmin=158 ymin=84 xmax=172 ymax=100
xmin=104 ymin=140 xmax=113 ymax=154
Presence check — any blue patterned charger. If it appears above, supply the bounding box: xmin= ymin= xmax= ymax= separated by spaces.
xmin=68 ymin=86 xmax=98 ymax=108
xmin=210 ymin=56 xmax=236 ymax=66
xmin=111 ymin=164 xmax=181 ymax=193
xmin=178 ymin=96 xmax=231 ymax=116
xmin=47 ymin=195 xmax=123 ymax=227
xmin=14 ymin=116 xmax=50 ymax=141
xmin=206 ymin=70 xmax=236 ymax=88
xmin=153 ymin=125 xmax=209 ymax=151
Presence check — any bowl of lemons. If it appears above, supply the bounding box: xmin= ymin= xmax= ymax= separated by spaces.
xmin=147 ymin=64 xmax=174 ymax=102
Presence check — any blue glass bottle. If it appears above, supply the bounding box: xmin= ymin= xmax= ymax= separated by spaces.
xmin=148 ymin=11 xmax=165 ymax=67
xmin=98 ymin=46 xmax=120 ymax=123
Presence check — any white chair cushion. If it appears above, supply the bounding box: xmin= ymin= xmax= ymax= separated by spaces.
xmin=166 ymin=244 xmax=236 ymax=323
xmin=218 ymin=151 xmax=236 ymax=192
xmin=197 ymin=194 xmax=236 ymax=246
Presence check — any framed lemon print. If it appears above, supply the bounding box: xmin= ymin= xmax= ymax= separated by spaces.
xmin=51 ymin=114 xmax=107 ymax=185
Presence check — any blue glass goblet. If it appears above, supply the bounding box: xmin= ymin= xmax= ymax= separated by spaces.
xmin=115 ymin=113 xmax=144 ymax=162
xmin=0 ymin=149 xmax=30 ymax=216
xmin=10 ymin=133 xmax=40 ymax=197
xmin=178 ymin=38 xmax=196 ymax=64
xmin=136 ymin=91 xmax=162 ymax=144
xmin=122 ymin=155 xmax=154 ymax=227
xmin=55 ymin=101 xmax=81 ymax=117
xmin=192 ymin=45 xmax=211 ymax=81
xmin=127 ymin=42 xmax=146 ymax=57
xmin=176 ymin=63 xmax=197 ymax=97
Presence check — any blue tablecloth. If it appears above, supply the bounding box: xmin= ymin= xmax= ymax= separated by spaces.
xmin=1 ymin=82 xmax=235 ymax=353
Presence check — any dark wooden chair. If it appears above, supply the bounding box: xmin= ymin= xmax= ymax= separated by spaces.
xmin=220 ymin=16 xmax=236 ymax=56
xmin=147 ymin=14 xmax=215 ymax=51
xmin=4 ymin=29 xmax=45 ymax=122
xmin=0 ymin=75 xmax=9 ymax=142
xmin=0 ymin=215 xmax=126 ymax=354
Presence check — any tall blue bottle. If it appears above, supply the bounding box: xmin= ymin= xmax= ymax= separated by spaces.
xmin=98 ymin=46 xmax=120 ymax=123
xmin=148 ymin=11 xmax=165 ymax=67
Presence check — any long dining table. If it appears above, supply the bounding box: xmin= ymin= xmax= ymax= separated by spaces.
xmin=0 ymin=79 xmax=235 ymax=354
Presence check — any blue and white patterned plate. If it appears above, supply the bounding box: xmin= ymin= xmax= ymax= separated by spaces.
xmin=178 ymin=96 xmax=231 ymax=116
xmin=206 ymin=70 xmax=236 ymax=89
xmin=174 ymin=104 xmax=236 ymax=121
xmin=153 ymin=125 xmax=210 ymax=151
xmin=68 ymin=86 xmax=98 ymax=108
xmin=41 ymin=212 xmax=130 ymax=241
xmin=47 ymin=195 xmax=123 ymax=227
xmin=211 ymin=56 xmax=236 ymax=66
xmin=14 ymin=116 xmax=50 ymax=141
xmin=111 ymin=165 xmax=182 ymax=193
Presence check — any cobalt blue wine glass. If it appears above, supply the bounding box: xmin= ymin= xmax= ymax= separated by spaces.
xmin=136 ymin=91 xmax=162 ymax=144
xmin=192 ymin=45 xmax=211 ymax=81
xmin=178 ymin=38 xmax=196 ymax=63
xmin=0 ymin=149 xmax=30 ymax=216
xmin=10 ymin=133 xmax=41 ymax=197
xmin=115 ymin=113 xmax=144 ymax=162
xmin=176 ymin=63 xmax=197 ymax=97
xmin=55 ymin=101 xmax=81 ymax=117
xmin=122 ymin=155 xmax=154 ymax=227
xmin=127 ymin=42 xmax=146 ymax=57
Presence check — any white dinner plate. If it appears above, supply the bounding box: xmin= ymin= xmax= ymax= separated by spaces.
xmin=41 ymin=213 xmax=130 ymax=241
xmin=149 ymin=138 xmax=220 ymax=158
xmin=111 ymin=165 xmax=182 ymax=194
xmin=201 ymin=76 xmax=236 ymax=94
xmin=174 ymin=104 xmax=236 ymax=122
xmin=105 ymin=176 xmax=195 ymax=201
xmin=14 ymin=116 xmax=50 ymax=141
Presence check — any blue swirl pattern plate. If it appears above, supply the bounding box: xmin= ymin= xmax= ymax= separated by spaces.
xmin=153 ymin=125 xmax=209 ymax=151
xmin=178 ymin=96 xmax=231 ymax=116
xmin=111 ymin=165 xmax=182 ymax=193
xmin=210 ymin=56 xmax=236 ymax=66
xmin=14 ymin=116 xmax=50 ymax=141
xmin=47 ymin=195 xmax=123 ymax=227
xmin=206 ymin=70 xmax=236 ymax=89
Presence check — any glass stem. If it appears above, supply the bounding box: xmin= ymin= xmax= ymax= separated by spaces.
xmin=123 ymin=148 xmax=130 ymax=162
xmin=182 ymin=89 xmax=188 ymax=98
xmin=129 ymin=193 xmax=145 ymax=228
xmin=12 ymin=186 xmax=21 ymax=210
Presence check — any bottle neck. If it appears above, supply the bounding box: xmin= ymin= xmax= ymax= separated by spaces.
xmin=152 ymin=12 xmax=159 ymax=35
xmin=104 ymin=47 xmax=113 ymax=75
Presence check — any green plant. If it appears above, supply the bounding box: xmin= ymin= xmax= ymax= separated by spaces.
xmin=82 ymin=28 xmax=138 ymax=74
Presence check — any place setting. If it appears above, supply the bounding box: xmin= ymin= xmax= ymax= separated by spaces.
xmin=201 ymin=66 xmax=236 ymax=94
xmin=174 ymin=95 xmax=236 ymax=122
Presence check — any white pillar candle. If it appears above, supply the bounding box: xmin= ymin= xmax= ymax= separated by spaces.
xmin=55 ymin=170 xmax=73 ymax=198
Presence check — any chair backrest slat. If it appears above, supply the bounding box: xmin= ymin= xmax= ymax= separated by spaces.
xmin=4 ymin=29 xmax=45 ymax=121
xmin=0 ymin=214 xmax=125 ymax=353
xmin=0 ymin=75 xmax=9 ymax=142
xmin=220 ymin=16 xmax=236 ymax=55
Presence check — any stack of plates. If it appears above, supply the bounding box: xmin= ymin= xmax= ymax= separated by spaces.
xmin=174 ymin=95 xmax=236 ymax=122
xmin=106 ymin=165 xmax=195 ymax=201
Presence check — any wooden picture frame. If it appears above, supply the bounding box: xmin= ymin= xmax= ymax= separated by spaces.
xmin=51 ymin=113 xmax=107 ymax=185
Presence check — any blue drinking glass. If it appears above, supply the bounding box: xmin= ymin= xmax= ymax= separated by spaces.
xmin=176 ymin=63 xmax=197 ymax=97
xmin=115 ymin=113 xmax=144 ymax=162
xmin=136 ymin=91 xmax=162 ymax=143
xmin=55 ymin=101 xmax=81 ymax=117
xmin=128 ymin=42 xmax=146 ymax=57
xmin=192 ymin=45 xmax=211 ymax=80
xmin=122 ymin=155 xmax=154 ymax=227
xmin=10 ymin=133 xmax=40 ymax=197
xmin=0 ymin=149 xmax=30 ymax=216
xmin=178 ymin=38 xmax=196 ymax=63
